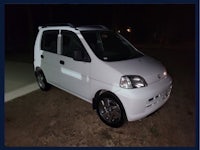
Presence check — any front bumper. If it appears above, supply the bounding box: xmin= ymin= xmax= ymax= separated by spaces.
xmin=115 ymin=75 xmax=172 ymax=122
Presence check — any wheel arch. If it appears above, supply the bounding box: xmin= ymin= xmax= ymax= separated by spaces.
xmin=35 ymin=66 xmax=41 ymax=72
xmin=92 ymin=89 xmax=107 ymax=109
xmin=35 ymin=67 xmax=46 ymax=77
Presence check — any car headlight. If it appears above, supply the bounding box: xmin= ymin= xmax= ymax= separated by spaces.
xmin=120 ymin=75 xmax=147 ymax=89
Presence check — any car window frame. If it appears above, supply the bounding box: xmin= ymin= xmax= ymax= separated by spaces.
xmin=40 ymin=30 xmax=59 ymax=54
xmin=60 ymin=30 xmax=91 ymax=62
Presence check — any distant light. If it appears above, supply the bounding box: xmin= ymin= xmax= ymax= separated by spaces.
xmin=126 ymin=28 xmax=132 ymax=33
xmin=117 ymin=30 xmax=121 ymax=33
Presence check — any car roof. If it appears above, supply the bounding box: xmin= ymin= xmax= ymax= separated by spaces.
xmin=76 ymin=25 xmax=109 ymax=31
xmin=38 ymin=24 xmax=109 ymax=32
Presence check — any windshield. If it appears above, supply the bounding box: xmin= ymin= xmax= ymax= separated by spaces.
xmin=81 ymin=31 xmax=143 ymax=61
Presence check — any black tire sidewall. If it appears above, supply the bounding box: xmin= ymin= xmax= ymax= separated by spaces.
xmin=96 ymin=92 xmax=126 ymax=128
xmin=35 ymin=70 xmax=49 ymax=91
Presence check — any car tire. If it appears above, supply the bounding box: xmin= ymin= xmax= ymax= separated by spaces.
xmin=35 ymin=70 xmax=50 ymax=91
xmin=96 ymin=92 xmax=126 ymax=128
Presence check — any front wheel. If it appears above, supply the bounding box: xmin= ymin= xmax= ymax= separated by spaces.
xmin=96 ymin=92 xmax=126 ymax=128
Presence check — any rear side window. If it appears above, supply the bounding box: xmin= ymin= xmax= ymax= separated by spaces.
xmin=41 ymin=30 xmax=58 ymax=53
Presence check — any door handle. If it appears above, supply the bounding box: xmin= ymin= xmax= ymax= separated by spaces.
xmin=41 ymin=55 xmax=44 ymax=59
xmin=60 ymin=60 xmax=64 ymax=65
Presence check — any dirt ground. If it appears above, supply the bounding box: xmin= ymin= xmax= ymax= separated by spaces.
xmin=5 ymin=45 xmax=196 ymax=146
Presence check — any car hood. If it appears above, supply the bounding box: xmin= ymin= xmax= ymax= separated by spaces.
xmin=104 ymin=55 xmax=166 ymax=84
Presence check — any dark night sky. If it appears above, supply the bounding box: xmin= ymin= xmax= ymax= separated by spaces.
xmin=5 ymin=4 xmax=195 ymax=54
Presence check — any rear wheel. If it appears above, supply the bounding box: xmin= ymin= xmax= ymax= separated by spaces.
xmin=96 ymin=92 xmax=126 ymax=128
xmin=35 ymin=70 xmax=50 ymax=91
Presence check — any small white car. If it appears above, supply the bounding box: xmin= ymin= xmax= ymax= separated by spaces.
xmin=34 ymin=24 xmax=172 ymax=127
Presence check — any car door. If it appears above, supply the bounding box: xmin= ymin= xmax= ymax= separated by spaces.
xmin=40 ymin=30 xmax=61 ymax=86
xmin=58 ymin=30 xmax=91 ymax=100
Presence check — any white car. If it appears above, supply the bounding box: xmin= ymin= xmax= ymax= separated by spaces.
xmin=34 ymin=24 xmax=172 ymax=127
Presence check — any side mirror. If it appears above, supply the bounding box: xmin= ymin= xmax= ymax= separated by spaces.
xmin=73 ymin=50 xmax=83 ymax=61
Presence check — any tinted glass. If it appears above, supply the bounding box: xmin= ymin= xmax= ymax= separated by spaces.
xmin=81 ymin=31 xmax=143 ymax=61
xmin=41 ymin=30 xmax=58 ymax=53
xmin=61 ymin=31 xmax=90 ymax=61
